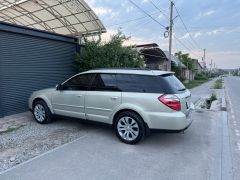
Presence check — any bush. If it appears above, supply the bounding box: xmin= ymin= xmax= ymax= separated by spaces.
xmin=214 ymin=79 xmax=222 ymax=89
xmin=194 ymin=72 xmax=208 ymax=80
xmin=206 ymin=93 xmax=217 ymax=109
xmin=75 ymin=32 xmax=144 ymax=72
xmin=210 ymin=93 xmax=217 ymax=101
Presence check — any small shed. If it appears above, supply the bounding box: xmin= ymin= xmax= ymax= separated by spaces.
xmin=135 ymin=43 xmax=169 ymax=70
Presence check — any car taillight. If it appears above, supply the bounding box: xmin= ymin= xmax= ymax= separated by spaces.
xmin=158 ymin=94 xmax=181 ymax=111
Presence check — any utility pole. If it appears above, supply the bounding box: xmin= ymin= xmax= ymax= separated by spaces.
xmin=203 ymin=48 xmax=206 ymax=68
xmin=168 ymin=1 xmax=174 ymax=71
xmin=210 ymin=59 xmax=213 ymax=76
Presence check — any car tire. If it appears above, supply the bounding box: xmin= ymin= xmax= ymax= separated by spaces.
xmin=114 ymin=111 xmax=145 ymax=144
xmin=33 ymin=100 xmax=52 ymax=124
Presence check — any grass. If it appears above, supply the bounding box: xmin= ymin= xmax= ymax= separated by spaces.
xmin=214 ymin=79 xmax=222 ymax=89
xmin=206 ymin=93 xmax=217 ymax=109
xmin=184 ymin=79 xmax=210 ymax=89
xmin=0 ymin=126 xmax=22 ymax=135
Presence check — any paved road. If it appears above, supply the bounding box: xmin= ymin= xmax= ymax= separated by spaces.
xmin=190 ymin=78 xmax=216 ymax=103
xmin=0 ymin=79 xmax=228 ymax=180
xmin=224 ymin=76 xmax=240 ymax=180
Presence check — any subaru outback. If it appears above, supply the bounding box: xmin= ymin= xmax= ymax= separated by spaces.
xmin=29 ymin=69 xmax=194 ymax=144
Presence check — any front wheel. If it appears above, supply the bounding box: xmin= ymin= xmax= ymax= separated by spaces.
xmin=114 ymin=111 xmax=145 ymax=144
xmin=33 ymin=100 xmax=52 ymax=124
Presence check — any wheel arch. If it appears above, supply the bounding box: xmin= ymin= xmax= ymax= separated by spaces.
xmin=32 ymin=96 xmax=54 ymax=114
xmin=112 ymin=108 xmax=150 ymax=133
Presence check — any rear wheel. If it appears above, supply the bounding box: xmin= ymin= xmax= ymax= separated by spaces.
xmin=33 ymin=100 xmax=52 ymax=124
xmin=114 ymin=111 xmax=145 ymax=144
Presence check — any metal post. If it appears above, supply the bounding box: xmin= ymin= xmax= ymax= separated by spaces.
xmin=203 ymin=48 xmax=206 ymax=68
xmin=168 ymin=1 xmax=174 ymax=71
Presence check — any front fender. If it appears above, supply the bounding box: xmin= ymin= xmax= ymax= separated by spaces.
xmin=30 ymin=94 xmax=54 ymax=114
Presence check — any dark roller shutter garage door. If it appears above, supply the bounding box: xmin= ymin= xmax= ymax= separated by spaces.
xmin=0 ymin=22 xmax=78 ymax=117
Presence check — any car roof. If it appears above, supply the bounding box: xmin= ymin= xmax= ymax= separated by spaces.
xmin=81 ymin=68 xmax=174 ymax=76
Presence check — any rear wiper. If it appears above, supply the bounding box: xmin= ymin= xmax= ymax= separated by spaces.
xmin=178 ymin=88 xmax=186 ymax=91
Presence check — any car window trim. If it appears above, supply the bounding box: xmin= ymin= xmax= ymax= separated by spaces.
xmin=62 ymin=73 xmax=97 ymax=91
xmin=89 ymin=73 xmax=121 ymax=92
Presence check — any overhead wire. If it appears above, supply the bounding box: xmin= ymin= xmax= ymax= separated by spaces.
xmin=125 ymin=0 xmax=204 ymax=61
xmin=106 ymin=11 xmax=159 ymax=27
xmin=172 ymin=2 xmax=203 ymax=51
xmin=148 ymin=0 xmax=200 ymax=57
xmin=127 ymin=0 xmax=166 ymax=29
xmin=148 ymin=0 xmax=169 ymax=18
xmin=174 ymin=34 xmax=202 ymax=59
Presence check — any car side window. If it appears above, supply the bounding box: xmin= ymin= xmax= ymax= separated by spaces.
xmin=116 ymin=74 xmax=164 ymax=93
xmin=62 ymin=74 xmax=95 ymax=91
xmin=90 ymin=74 xmax=119 ymax=91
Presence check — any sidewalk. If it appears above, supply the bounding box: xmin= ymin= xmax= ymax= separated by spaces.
xmin=190 ymin=78 xmax=216 ymax=104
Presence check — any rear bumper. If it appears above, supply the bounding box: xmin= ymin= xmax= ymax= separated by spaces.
xmin=146 ymin=108 xmax=193 ymax=132
xmin=150 ymin=118 xmax=192 ymax=133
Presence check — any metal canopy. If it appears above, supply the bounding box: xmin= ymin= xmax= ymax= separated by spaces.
xmin=0 ymin=0 xmax=106 ymax=36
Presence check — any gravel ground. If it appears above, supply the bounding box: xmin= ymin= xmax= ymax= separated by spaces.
xmin=0 ymin=112 xmax=96 ymax=172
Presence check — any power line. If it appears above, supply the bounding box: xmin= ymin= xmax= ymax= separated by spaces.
xmin=106 ymin=11 xmax=159 ymax=27
xmin=120 ymin=18 xmax=153 ymax=35
xmin=128 ymin=0 xmax=166 ymax=29
xmin=148 ymin=0 xmax=169 ymax=18
xmin=174 ymin=34 xmax=202 ymax=59
xmin=173 ymin=3 xmax=203 ymax=51
xmin=126 ymin=0 xmax=204 ymax=61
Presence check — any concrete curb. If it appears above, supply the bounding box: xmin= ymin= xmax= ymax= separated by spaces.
xmin=220 ymin=82 xmax=233 ymax=180
xmin=221 ymin=111 xmax=233 ymax=180
xmin=221 ymin=85 xmax=227 ymax=111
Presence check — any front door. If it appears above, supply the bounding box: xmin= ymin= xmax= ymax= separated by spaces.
xmin=52 ymin=73 xmax=95 ymax=119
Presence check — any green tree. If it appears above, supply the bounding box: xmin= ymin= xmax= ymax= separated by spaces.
xmin=171 ymin=61 xmax=185 ymax=81
xmin=75 ymin=32 xmax=145 ymax=72
xmin=175 ymin=51 xmax=194 ymax=70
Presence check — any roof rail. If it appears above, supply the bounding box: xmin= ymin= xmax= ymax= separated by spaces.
xmin=92 ymin=68 xmax=152 ymax=71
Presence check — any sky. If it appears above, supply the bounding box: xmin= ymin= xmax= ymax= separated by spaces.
xmin=87 ymin=0 xmax=240 ymax=69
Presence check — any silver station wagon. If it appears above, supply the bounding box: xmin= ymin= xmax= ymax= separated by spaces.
xmin=29 ymin=68 xmax=194 ymax=144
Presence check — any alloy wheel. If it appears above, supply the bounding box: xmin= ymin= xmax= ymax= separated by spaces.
xmin=117 ymin=116 xmax=139 ymax=141
xmin=34 ymin=104 xmax=46 ymax=122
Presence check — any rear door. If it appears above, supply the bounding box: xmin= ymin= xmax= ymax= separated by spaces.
xmin=84 ymin=73 xmax=121 ymax=124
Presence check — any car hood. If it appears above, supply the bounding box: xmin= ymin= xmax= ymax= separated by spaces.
xmin=33 ymin=88 xmax=56 ymax=95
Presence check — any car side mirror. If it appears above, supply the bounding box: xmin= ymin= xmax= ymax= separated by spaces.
xmin=56 ymin=83 xmax=62 ymax=91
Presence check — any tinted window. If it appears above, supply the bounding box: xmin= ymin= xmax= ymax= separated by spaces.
xmin=161 ymin=74 xmax=186 ymax=93
xmin=116 ymin=74 xmax=186 ymax=94
xmin=90 ymin=74 xmax=119 ymax=91
xmin=116 ymin=74 xmax=164 ymax=93
xmin=63 ymin=74 xmax=95 ymax=90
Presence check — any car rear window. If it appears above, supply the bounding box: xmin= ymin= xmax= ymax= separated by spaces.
xmin=116 ymin=74 xmax=186 ymax=94
xmin=159 ymin=74 xmax=186 ymax=94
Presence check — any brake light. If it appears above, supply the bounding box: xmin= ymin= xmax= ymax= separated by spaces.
xmin=158 ymin=94 xmax=181 ymax=111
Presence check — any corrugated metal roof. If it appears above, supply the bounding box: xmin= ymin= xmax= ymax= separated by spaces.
xmin=0 ymin=0 xmax=106 ymax=36
xmin=163 ymin=51 xmax=186 ymax=68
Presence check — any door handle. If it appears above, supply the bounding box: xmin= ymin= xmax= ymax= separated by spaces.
xmin=77 ymin=94 xmax=83 ymax=98
xmin=111 ymin=97 xmax=119 ymax=100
